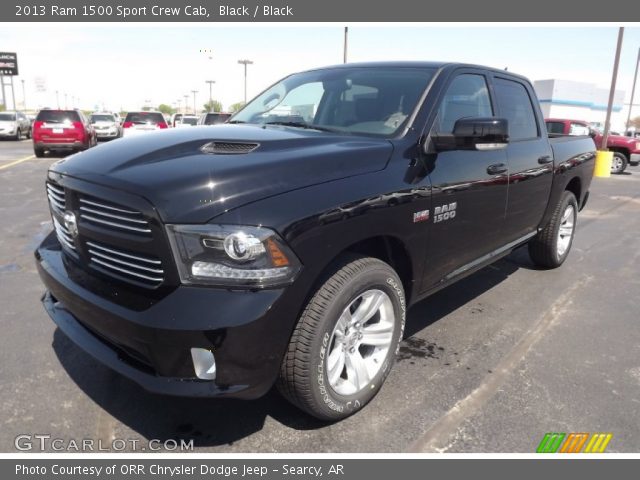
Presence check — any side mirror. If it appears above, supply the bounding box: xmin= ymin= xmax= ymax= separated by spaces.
xmin=432 ymin=117 xmax=509 ymax=152
xmin=589 ymin=129 xmax=597 ymax=138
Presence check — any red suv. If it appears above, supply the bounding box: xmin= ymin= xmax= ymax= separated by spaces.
xmin=32 ymin=109 xmax=97 ymax=157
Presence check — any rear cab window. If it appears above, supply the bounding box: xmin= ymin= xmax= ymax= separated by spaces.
xmin=125 ymin=112 xmax=165 ymax=124
xmin=36 ymin=110 xmax=80 ymax=124
xmin=546 ymin=121 xmax=566 ymax=135
xmin=493 ymin=78 xmax=539 ymax=141
xmin=203 ymin=113 xmax=231 ymax=125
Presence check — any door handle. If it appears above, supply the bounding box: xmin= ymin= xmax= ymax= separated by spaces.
xmin=538 ymin=155 xmax=553 ymax=164
xmin=487 ymin=163 xmax=508 ymax=175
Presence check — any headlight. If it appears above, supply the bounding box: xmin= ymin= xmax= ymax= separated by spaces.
xmin=166 ymin=224 xmax=301 ymax=287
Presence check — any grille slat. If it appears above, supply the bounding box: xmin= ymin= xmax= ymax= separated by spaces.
xmin=86 ymin=241 xmax=164 ymax=286
xmin=78 ymin=197 xmax=151 ymax=234
xmin=53 ymin=218 xmax=76 ymax=252
xmin=46 ymin=182 xmax=66 ymax=214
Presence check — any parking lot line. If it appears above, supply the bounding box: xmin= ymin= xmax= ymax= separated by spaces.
xmin=0 ymin=155 xmax=36 ymax=171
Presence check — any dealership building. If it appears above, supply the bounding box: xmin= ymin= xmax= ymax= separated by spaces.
xmin=533 ymin=79 xmax=627 ymax=131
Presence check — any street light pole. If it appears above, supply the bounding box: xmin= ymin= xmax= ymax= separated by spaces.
xmin=191 ymin=90 xmax=198 ymax=115
xmin=205 ymin=80 xmax=215 ymax=112
xmin=21 ymin=79 xmax=26 ymax=111
xmin=238 ymin=59 xmax=253 ymax=104
xmin=602 ymin=27 xmax=624 ymax=150
xmin=64 ymin=92 xmax=68 ymax=109
xmin=56 ymin=90 xmax=59 ymax=109
xmin=343 ymin=27 xmax=348 ymax=64
xmin=626 ymin=47 xmax=640 ymax=132
xmin=183 ymin=95 xmax=189 ymax=115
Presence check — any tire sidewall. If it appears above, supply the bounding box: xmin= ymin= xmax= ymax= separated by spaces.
xmin=310 ymin=263 xmax=406 ymax=419
xmin=611 ymin=153 xmax=627 ymax=174
xmin=552 ymin=192 xmax=578 ymax=265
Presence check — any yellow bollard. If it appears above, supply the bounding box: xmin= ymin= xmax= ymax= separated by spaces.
xmin=594 ymin=150 xmax=613 ymax=178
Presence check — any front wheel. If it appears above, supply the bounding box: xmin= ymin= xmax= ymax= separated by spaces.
xmin=278 ymin=256 xmax=406 ymax=421
xmin=528 ymin=190 xmax=578 ymax=269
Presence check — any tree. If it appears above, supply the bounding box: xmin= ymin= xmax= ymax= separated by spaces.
xmin=203 ymin=100 xmax=222 ymax=113
xmin=229 ymin=102 xmax=246 ymax=113
xmin=141 ymin=106 xmax=152 ymax=112
xmin=157 ymin=104 xmax=175 ymax=115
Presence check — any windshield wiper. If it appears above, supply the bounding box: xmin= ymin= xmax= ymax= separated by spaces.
xmin=264 ymin=121 xmax=342 ymax=133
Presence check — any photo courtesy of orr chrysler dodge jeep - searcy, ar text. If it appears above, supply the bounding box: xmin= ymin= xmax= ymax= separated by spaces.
xmin=35 ymin=62 xmax=595 ymax=420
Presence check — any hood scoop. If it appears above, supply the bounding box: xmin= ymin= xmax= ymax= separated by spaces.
xmin=200 ymin=141 xmax=260 ymax=155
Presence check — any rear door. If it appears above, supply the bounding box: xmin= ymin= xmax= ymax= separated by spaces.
xmin=491 ymin=76 xmax=554 ymax=241
xmin=422 ymin=70 xmax=509 ymax=289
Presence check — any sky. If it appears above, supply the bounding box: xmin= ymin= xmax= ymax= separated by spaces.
xmin=1 ymin=25 xmax=640 ymax=113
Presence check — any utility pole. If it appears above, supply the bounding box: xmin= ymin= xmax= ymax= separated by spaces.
xmin=21 ymin=79 xmax=26 ymax=111
xmin=602 ymin=27 xmax=624 ymax=149
xmin=56 ymin=90 xmax=60 ymax=109
xmin=238 ymin=59 xmax=253 ymax=104
xmin=343 ymin=27 xmax=348 ymax=64
xmin=205 ymin=80 xmax=215 ymax=112
xmin=64 ymin=92 xmax=68 ymax=109
xmin=183 ymin=95 xmax=189 ymax=115
xmin=626 ymin=47 xmax=640 ymax=132
xmin=191 ymin=90 xmax=198 ymax=115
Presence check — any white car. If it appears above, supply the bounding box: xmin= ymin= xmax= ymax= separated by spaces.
xmin=90 ymin=112 xmax=122 ymax=140
xmin=122 ymin=111 xmax=168 ymax=137
xmin=0 ymin=111 xmax=31 ymax=140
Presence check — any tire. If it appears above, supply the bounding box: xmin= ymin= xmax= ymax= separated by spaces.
xmin=34 ymin=147 xmax=45 ymax=158
xmin=278 ymin=255 xmax=406 ymax=421
xmin=611 ymin=152 xmax=628 ymax=174
xmin=13 ymin=128 xmax=21 ymax=141
xmin=528 ymin=190 xmax=578 ymax=269
xmin=26 ymin=127 xmax=31 ymax=139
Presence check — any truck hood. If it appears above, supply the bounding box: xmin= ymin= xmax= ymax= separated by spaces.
xmin=50 ymin=124 xmax=393 ymax=223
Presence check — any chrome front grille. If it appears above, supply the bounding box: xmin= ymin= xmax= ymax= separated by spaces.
xmin=46 ymin=183 xmax=66 ymax=214
xmin=86 ymin=241 xmax=164 ymax=286
xmin=53 ymin=217 xmax=76 ymax=252
xmin=78 ymin=196 xmax=151 ymax=234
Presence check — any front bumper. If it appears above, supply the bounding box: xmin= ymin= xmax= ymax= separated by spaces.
xmin=95 ymin=130 xmax=119 ymax=138
xmin=630 ymin=153 xmax=640 ymax=165
xmin=35 ymin=141 xmax=84 ymax=150
xmin=35 ymin=232 xmax=295 ymax=399
xmin=0 ymin=129 xmax=17 ymax=137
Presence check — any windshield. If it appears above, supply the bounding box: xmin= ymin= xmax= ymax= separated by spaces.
xmin=0 ymin=113 xmax=16 ymax=121
xmin=90 ymin=114 xmax=115 ymax=123
xmin=231 ymin=67 xmax=436 ymax=137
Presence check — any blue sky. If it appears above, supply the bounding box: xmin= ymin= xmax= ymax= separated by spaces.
xmin=1 ymin=25 xmax=639 ymax=112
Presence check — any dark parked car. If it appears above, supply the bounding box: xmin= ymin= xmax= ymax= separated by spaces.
xmin=35 ymin=62 xmax=595 ymax=420
xmin=32 ymin=109 xmax=97 ymax=157
xmin=198 ymin=112 xmax=232 ymax=125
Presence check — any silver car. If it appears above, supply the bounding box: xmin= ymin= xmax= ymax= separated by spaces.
xmin=89 ymin=112 xmax=122 ymax=141
xmin=0 ymin=111 xmax=31 ymax=140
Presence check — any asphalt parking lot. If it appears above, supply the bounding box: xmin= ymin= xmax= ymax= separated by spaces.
xmin=1 ymin=138 xmax=639 ymax=453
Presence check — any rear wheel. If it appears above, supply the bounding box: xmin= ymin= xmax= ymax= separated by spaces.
xmin=528 ymin=190 xmax=578 ymax=269
xmin=278 ymin=255 xmax=406 ymax=421
xmin=611 ymin=152 xmax=628 ymax=174
xmin=34 ymin=147 xmax=45 ymax=158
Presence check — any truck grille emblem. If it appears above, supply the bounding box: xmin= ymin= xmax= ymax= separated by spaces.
xmin=63 ymin=211 xmax=79 ymax=238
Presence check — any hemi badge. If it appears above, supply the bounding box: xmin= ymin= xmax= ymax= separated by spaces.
xmin=413 ymin=209 xmax=430 ymax=223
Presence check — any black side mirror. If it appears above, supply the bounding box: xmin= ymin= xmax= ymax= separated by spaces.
xmin=432 ymin=117 xmax=509 ymax=152
xmin=589 ymin=129 xmax=597 ymax=138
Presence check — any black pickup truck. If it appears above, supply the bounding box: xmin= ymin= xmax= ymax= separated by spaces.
xmin=36 ymin=62 xmax=595 ymax=420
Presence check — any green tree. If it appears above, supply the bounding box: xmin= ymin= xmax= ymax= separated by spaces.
xmin=229 ymin=102 xmax=245 ymax=113
xmin=203 ymin=100 xmax=222 ymax=113
xmin=157 ymin=103 xmax=176 ymax=115
xmin=141 ymin=106 xmax=152 ymax=111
